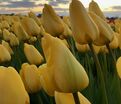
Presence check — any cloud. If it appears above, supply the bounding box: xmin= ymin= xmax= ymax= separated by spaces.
xmin=104 ymin=5 xmax=121 ymax=11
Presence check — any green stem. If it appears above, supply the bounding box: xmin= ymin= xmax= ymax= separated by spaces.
xmin=73 ymin=92 xmax=80 ymax=104
xmin=89 ymin=43 xmax=108 ymax=104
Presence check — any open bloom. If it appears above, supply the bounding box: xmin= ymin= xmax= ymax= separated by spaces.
xmin=42 ymin=34 xmax=89 ymax=93
xmin=0 ymin=66 xmax=29 ymax=104
xmin=69 ymin=0 xmax=99 ymax=44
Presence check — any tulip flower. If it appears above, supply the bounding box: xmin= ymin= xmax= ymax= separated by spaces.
xmin=41 ymin=4 xmax=64 ymax=37
xmin=89 ymin=12 xmax=114 ymax=46
xmin=42 ymin=34 xmax=89 ymax=93
xmin=2 ymin=40 xmax=14 ymax=55
xmin=12 ymin=21 xmax=29 ymax=41
xmin=21 ymin=17 xmax=40 ymax=36
xmin=63 ymin=16 xmax=72 ymax=29
xmin=0 ymin=44 xmax=11 ymax=63
xmin=28 ymin=36 xmax=37 ymax=43
xmin=69 ymin=0 xmax=99 ymax=44
xmin=116 ymin=57 xmax=121 ymax=79
xmin=1 ymin=20 xmax=10 ymax=29
xmin=3 ymin=29 xmax=10 ymax=41
xmin=24 ymin=43 xmax=44 ymax=65
xmin=28 ymin=11 xmax=41 ymax=26
xmin=89 ymin=0 xmax=106 ymax=21
xmin=109 ymin=34 xmax=119 ymax=49
xmin=76 ymin=43 xmax=90 ymax=53
xmin=20 ymin=63 xmax=41 ymax=93
xmin=38 ymin=63 xmax=60 ymax=96
xmin=55 ymin=91 xmax=91 ymax=104
xmin=9 ymin=33 xmax=19 ymax=46
xmin=0 ymin=66 xmax=30 ymax=104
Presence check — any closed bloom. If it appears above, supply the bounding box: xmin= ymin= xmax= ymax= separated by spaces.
xmin=9 ymin=33 xmax=19 ymax=46
xmin=41 ymin=4 xmax=64 ymax=37
xmin=38 ymin=64 xmax=60 ymax=96
xmin=12 ymin=21 xmax=29 ymax=41
xmin=89 ymin=12 xmax=114 ymax=46
xmin=3 ymin=29 xmax=10 ymax=41
xmin=28 ymin=11 xmax=41 ymax=26
xmin=55 ymin=91 xmax=91 ymax=104
xmin=20 ymin=63 xmax=41 ymax=93
xmin=0 ymin=44 xmax=11 ymax=63
xmin=0 ymin=66 xmax=30 ymax=104
xmin=89 ymin=0 xmax=106 ymax=21
xmin=109 ymin=34 xmax=119 ymax=49
xmin=24 ymin=43 xmax=44 ymax=65
xmin=2 ymin=40 xmax=14 ymax=55
xmin=1 ymin=20 xmax=10 ymax=29
xmin=116 ymin=57 xmax=121 ymax=79
xmin=76 ymin=42 xmax=90 ymax=53
xmin=21 ymin=17 xmax=40 ymax=36
xmin=69 ymin=0 xmax=99 ymax=44
xmin=42 ymin=34 xmax=89 ymax=93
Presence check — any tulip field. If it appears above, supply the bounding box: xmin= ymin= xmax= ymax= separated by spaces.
xmin=1 ymin=0 xmax=121 ymax=104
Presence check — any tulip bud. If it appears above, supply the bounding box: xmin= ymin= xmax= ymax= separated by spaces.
xmin=0 ymin=29 xmax=2 ymax=38
xmin=3 ymin=29 xmax=10 ymax=41
xmin=12 ymin=21 xmax=29 ymax=41
xmin=38 ymin=64 xmax=60 ymax=96
xmin=28 ymin=11 xmax=41 ymax=26
xmin=63 ymin=16 xmax=72 ymax=29
xmin=89 ymin=12 xmax=114 ymax=46
xmin=55 ymin=91 xmax=91 ymax=104
xmin=41 ymin=4 xmax=64 ymax=37
xmin=21 ymin=17 xmax=40 ymax=36
xmin=0 ymin=66 xmax=30 ymax=104
xmin=24 ymin=43 xmax=44 ymax=65
xmin=0 ymin=44 xmax=11 ymax=63
xmin=1 ymin=20 xmax=10 ymax=29
xmin=2 ymin=40 xmax=14 ymax=55
xmin=69 ymin=0 xmax=99 ymax=44
xmin=92 ymin=44 xmax=101 ymax=54
xmin=116 ymin=57 xmax=121 ymax=79
xmin=42 ymin=34 xmax=89 ymax=93
xmin=28 ymin=36 xmax=37 ymax=43
xmin=76 ymin=42 xmax=90 ymax=52
xmin=89 ymin=0 xmax=106 ymax=21
xmin=9 ymin=33 xmax=19 ymax=46
xmin=109 ymin=34 xmax=119 ymax=49
xmin=20 ymin=63 xmax=41 ymax=93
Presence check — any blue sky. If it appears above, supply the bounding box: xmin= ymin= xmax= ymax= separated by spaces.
xmin=0 ymin=0 xmax=121 ymax=17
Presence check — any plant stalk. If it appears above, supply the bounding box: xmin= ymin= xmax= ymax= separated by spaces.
xmin=73 ymin=92 xmax=80 ymax=104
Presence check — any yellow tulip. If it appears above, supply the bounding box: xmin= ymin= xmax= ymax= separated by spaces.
xmin=1 ymin=20 xmax=10 ymax=29
xmin=89 ymin=12 xmax=114 ymax=46
xmin=116 ymin=57 xmax=121 ymax=78
xmin=63 ymin=16 xmax=72 ymax=29
xmin=109 ymin=34 xmax=119 ymax=49
xmin=28 ymin=11 xmax=41 ymax=26
xmin=41 ymin=4 xmax=64 ymax=37
xmin=0 ymin=66 xmax=30 ymax=104
xmin=89 ymin=0 xmax=106 ymax=21
xmin=20 ymin=63 xmax=41 ymax=93
xmin=24 ymin=43 xmax=44 ymax=65
xmin=3 ymin=29 xmax=10 ymax=41
xmin=76 ymin=42 xmax=90 ymax=53
xmin=42 ymin=34 xmax=89 ymax=93
xmin=55 ymin=91 xmax=91 ymax=104
xmin=21 ymin=17 xmax=40 ymax=36
xmin=12 ymin=21 xmax=29 ymax=41
xmin=9 ymin=33 xmax=19 ymax=46
xmin=28 ymin=36 xmax=37 ymax=43
xmin=38 ymin=64 xmax=60 ymax=96
xmin=0 ymin=29 xmax=2 ymax=38
xmin=69 ymin=0 xmax=99 ymax=44
xmin=2 ymin=40 xmax=14 ymax=55
xmin=0 ymin=44 xmax=11 ymax=63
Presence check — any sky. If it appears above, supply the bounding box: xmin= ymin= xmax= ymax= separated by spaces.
xmin=0 ymin=0 xmax=121 ymax=17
